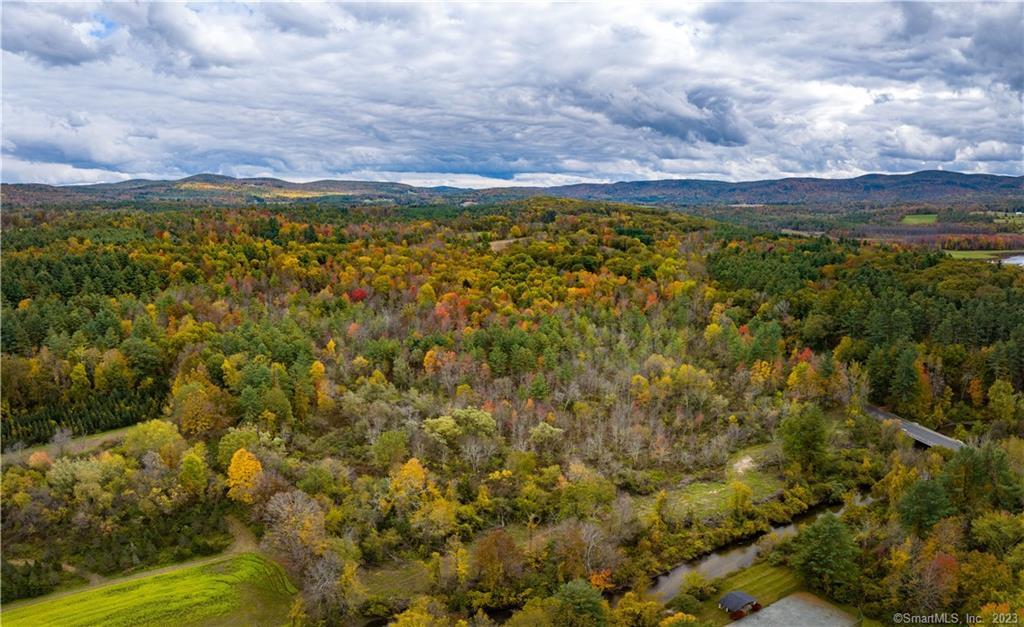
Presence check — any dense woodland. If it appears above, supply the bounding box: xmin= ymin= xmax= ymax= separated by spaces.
xmin=2 ymin=198 xmax=1022 ymax=625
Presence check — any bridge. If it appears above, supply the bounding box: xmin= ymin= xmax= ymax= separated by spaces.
xmin=865 ymin=406 xmax=966 ymax=451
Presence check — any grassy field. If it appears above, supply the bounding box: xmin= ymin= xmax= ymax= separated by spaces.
xmin=2 ymin=553 xmax=295 ymax=627
xmin=692 ymin=562 xmax=884 ymax=627
xmin=652 ymin=471 xmax=783 ymax=519
xmin=363 ymin=560 xmax=432 ymax=600
xmin=695 ymin=562 xmax=802 ymax=626
xmin=946 ymin=249 xmax=1024 ymax=260
xmin=900 ymin=213 xmax=937 ymax=225
xmin=636 ymin=445 xmax=783 ymax=520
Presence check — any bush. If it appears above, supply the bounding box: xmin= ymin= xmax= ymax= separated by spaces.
xmin=680 ymin=570 xmax=717 ymax=601
xmin=667 ymin=592 xmax=702 ymax=615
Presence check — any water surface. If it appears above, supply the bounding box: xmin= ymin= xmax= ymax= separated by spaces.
xmin=644 ymin=494 xmax=871 ymax=603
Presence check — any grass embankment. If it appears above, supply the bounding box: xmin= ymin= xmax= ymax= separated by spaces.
xmin=694 ymin=562 xmax=801 ymax=626
xmin=2 ymin=553 xmax=295 ymax=627
xmin=900 ymin=213 xmax=937 ymax=225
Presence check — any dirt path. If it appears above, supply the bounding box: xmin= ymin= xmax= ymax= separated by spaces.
xmin=225 ymin=514 xmax=259 ymax=554
xmin=489 ymin=236 xmax=530 ymax=252
xmin=2 ymin=426 xmax=133 ymax=467
xmin=2 ymin=515 xmax=260 ymax=611
xmin=732 ymin=455 xmax=755 ymax=475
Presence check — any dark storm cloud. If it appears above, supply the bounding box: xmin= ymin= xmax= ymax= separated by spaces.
xmin=1 ymin=2 xmax=1021 ymax=185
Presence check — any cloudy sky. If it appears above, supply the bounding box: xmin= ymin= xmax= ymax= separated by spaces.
xmin=2 ymin=2 xmax=1022 ymax=187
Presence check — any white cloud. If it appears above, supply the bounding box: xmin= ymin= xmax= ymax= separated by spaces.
xmin=1 ymin=2 xmax=1021 ymax=185
xmin=0 ymin=156 xmax=133 ymax=185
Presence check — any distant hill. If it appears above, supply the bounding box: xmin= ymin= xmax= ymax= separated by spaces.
xmin=2 ymin=170 xmax=1021 ymax=209
xmin=0 ymin=174 xmax=433 ymax=208
xmin=536 ymin=171 xmax=1024 ymax=205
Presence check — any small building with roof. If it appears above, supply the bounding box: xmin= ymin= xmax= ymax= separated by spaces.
xmin=719 ymin=590 xmax=760 ymax=619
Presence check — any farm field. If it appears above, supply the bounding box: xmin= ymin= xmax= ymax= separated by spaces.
xmin=1 ymin=553 xmax=295 ymax=627
xmin=945 ymin=248 xmax=1024 ymax=259
xmin=900 ymin=213 xmax=938 ymax=225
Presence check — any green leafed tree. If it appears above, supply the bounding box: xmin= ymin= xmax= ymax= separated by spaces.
xmin=778 ymin=403 xmax=829 ymax=473
xmin=898 ymin=479 xmax=955 ymax=534
xmin=792 ymin=512 xmax=860 ymax=601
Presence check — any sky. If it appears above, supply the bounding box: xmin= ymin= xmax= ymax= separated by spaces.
xmin=2 ymin=2 xmax=1022 ymax=187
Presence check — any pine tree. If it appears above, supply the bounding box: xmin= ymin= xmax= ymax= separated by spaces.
xmin=792 ymin=513 xmax=859 ymax=601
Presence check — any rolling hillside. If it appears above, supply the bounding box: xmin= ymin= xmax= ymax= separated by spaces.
xmin=3 ymin=170 xmax=1021 ymax=209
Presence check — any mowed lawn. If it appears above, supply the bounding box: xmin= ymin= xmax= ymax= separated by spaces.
xmin=900 ymin=213 xmax=937 ymax=225
xmin=695 ymin=562 xmax=802 ymax=626
xmin=2 ymin=553 xmax=295 ymax=627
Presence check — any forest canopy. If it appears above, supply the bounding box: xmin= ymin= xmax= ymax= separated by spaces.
xmin=2 ymin=197 xmax=1022 ymax=625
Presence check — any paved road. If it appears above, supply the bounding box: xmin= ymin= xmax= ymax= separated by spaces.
xmin=865 ymin=406 xmax=965 ymax=451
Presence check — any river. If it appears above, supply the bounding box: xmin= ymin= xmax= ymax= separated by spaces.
xmin=365 ymin=493 xmax=874 ymax=624
xmin=643 ymin=493 xmax=872 ymax=603
xmin=1004 ymin=255 xmax=1024 ymax=266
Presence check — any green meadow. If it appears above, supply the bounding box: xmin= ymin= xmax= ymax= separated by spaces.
xmin=2 ymin=553 xmax=295 ymax=627
xmin=900 ymin=213 xmax=938 ymax=225
xmin=946 ymin=248 xmax=1024 ymax=259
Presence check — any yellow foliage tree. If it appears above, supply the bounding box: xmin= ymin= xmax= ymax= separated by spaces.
xmin=227 ymin=448 xmax=263 ymax=504
xmin=786 ymin=361 xmax=822 ymax=400
xmin=416 ymin=283 xmax=437 ymax=306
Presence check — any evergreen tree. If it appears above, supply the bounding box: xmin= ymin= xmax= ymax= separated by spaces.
xmin=792 ymin=513 xmax=859 ymax=601
xmin=898 ymin=479 xmax=955 ymax=534
xmin=778 ymin=403 xmax=829 ymax=473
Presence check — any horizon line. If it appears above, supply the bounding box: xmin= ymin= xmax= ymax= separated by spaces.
xmin=5 ymin=168 xmax=1022 ymax=191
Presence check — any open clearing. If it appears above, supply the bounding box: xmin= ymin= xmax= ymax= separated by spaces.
xmin=2 ymin=553 xmax=295 ymax=627
xmin=2 ymin=425 xmax=133 ymax=467
xmin=900 ymin=213 xmax=937 ymax=225
xmin=363 ymin=560 xmax=431 ymax=599
xmin=695 ymin=563 xmax=801 ymax=626
xmin=489 ymin=236 xmax=531 ymax=251
xmin=946 ymin=248 xmax=1024 ymax=260
xmin=693 ymin=563 xmax=881 ymax=627
xmin=656 ymin=470 xmax=782 ymax=519
xmin=726 ymin=591 xmax=855 ymax=626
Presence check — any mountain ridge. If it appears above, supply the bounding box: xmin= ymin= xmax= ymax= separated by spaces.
xmin=3 ymin=170 xmax=1021 ymax=208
